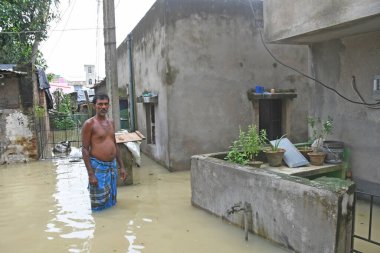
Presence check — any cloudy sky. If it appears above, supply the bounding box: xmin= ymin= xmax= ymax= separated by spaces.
xmin=40 ymin=0 xmax=155 ymax=81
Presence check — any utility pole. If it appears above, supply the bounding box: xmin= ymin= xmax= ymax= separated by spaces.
xmin=103 ymin=0 xmax=120 ymax=130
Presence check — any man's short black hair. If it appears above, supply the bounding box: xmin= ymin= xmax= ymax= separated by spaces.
xmin=93 ymin=93 xmax=110 ymax=104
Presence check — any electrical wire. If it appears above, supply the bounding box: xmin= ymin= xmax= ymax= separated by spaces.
xmin=247 ymin=0 xmax=380 ymax=107
xmin=351 ymin=76 xmax=380 ymax=109
xmin=0 ymin=27 xmax=102 ymax=34
xmin=47 ymin=0 xmax=77 ymax=58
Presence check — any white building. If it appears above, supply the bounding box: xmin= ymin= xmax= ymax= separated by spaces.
xmin=84 ymin=65 xmax=95 ymax=87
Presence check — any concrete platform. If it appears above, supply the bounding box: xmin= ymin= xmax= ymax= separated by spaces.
xmin=191 ymin=152 xmax=355 ymax=253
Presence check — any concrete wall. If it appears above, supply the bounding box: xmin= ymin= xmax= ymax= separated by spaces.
xmin=264 ymin=0 xmax=380 ymax=43
xmin=191 ymin=153 xmax=355 ymax=252
xmin=118 ymin=0 xmax=310 ymax=171
xmin=309 ymin=31 xmax=380 ymax=195
xmin=118 ymin=0 xmax=171 ymax=168
xmin=264 ymin=1 xmax=380 ymax=194
xmin=0 ymin=73 xmax=38 ymax=163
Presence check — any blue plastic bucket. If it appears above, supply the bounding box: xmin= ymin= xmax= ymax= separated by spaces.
xmin=255 ymin=86 xmax=264 ymax=94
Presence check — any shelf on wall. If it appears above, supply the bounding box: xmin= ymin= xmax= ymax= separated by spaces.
xmin=136 ymin=95 xmax=158 ymax=104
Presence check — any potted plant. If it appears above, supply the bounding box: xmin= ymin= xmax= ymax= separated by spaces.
xmin=263 ymin=134 xmax=286 ymax=167
xmin=307 ymin=116 xmax=334 ymax=165
xmin=225 ymin=125 xmax=267 ymax=168
xmin=297 ymin=142 xmax=313 ymax=161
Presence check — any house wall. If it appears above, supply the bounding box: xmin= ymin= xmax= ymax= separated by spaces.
xmin=264 ymin=1 xmax=380 ymax=194
xmin=309 ymin=31 xmax=380 ymax=194
xmin=264 ymin=0 xmax=380 ymax=43
xmin=0 ymin=73 xmax=38 ymax=163
xmin=118 ymin=0 xmax=171 ymax=168
xmin=119 ymin=0 xmax=310 ymax=171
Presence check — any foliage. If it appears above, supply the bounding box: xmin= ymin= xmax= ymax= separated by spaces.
xmin=307 ymin=116 xmax=334 ymax=151
xmin=0 ymin=0 xmax=60 ymax=65
xmin=47 ymin=73 xmax=56 ymax=82
xmin=34 ymin=104 xmax=45 ymax=117
xmin=225 ymin=139 xmax=248 ymax=165
xmin=51 ymin=89 xmax=75 ymax=130
xmin=225 ymin=125 xmax=267 ymax=164
xmin=266 ymin=134 xmax=287 ymax=151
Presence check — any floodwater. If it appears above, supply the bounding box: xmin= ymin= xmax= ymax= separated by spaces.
xmin=0 ymin=155 xmax=290 ymax=253
xmin=353 ymin=198 xmax=380 ymax=253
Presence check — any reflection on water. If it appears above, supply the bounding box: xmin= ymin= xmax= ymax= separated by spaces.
xmin=47 ymin=159 xmax=94 ymax=243
xmin=0 ymin=155 xmax=291 ymax=253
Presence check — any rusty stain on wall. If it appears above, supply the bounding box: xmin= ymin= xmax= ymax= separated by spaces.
xmin=1 ymin=111 xmax=37 ymax=164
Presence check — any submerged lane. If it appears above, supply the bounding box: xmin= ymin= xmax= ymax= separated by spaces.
xmin=0 ymin=155 xmax=291 ymax=253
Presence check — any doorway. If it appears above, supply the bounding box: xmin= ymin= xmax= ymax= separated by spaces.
xmin=259 ymin=99 xmax=282 ymax=140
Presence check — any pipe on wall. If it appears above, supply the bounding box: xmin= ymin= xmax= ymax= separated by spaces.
xmin=127 ymin=34 xmax=136 ymax=131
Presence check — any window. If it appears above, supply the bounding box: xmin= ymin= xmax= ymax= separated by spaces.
xmin=88 ymin=79 xmax=92 ymax=85
xmin=146 ymin=104 xmax=156 ymax=144
xmin=88 ymin=66 xmax=92 ymax=73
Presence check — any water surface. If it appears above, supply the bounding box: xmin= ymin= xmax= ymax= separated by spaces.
xmin=0 ymin=155 xmax=290 ymax=253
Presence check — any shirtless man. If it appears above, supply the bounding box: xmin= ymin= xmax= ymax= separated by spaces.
xmin=81 ymin=93 xmax=126 ymax=211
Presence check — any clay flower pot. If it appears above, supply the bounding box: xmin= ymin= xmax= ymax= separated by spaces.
xmin=307 ymin=151 xmax=326 ymax=166
xmin=298 ymin=147 xmax=313 ymax=161
xmin=264 ymin=148 xmax=285 ymax=167
xmin=247 ymin=160 xmax=264 ymax=168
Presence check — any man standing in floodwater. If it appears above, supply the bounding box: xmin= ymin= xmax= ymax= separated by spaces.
xmin=81 ymin=93 xmax=126 ymax=211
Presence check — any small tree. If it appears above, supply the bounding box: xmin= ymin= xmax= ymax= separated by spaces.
xmin=0 ymin=0 xmax=60 ymax=65
xmin=308 ymin=116 xmax=333 ymax=152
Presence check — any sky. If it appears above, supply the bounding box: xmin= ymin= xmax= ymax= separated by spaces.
xmin=40 ymin=0 xmax=156 ymax=81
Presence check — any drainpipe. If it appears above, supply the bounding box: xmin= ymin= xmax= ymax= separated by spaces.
xmin=127 ymin=34 xmax=136 ymax=131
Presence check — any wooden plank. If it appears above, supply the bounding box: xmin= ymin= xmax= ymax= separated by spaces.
xmin=115 ymin=131 xmax=145 ymax=143
xmin=135 ymin=130 xmax=146 ymax=139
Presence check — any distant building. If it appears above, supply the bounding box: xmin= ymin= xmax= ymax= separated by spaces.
xmin=84 ymin=65 xmax=95 ymax=88
xmin=49 ymin=77 xmax=74 ymax=94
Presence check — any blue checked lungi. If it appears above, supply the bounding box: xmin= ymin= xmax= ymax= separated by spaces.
xmin=89 ymin=157 xmax=118 ymax=211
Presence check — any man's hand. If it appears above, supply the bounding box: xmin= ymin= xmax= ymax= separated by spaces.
xmin=120 ymin=168 xmax=127 ymax=181
xmin=89 ymin=174 xmax=98 ymax=187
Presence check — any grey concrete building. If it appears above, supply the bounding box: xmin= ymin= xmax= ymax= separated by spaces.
xmin=264 ymin=0 xmax=380 ymax=195
xmin=0 ymin=65 xmax=51 ymax=163
xmin=117 ymin=0 xmax=311 ymax=171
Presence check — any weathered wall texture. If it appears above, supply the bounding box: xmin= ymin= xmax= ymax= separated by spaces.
xmin=118 ymin=1 xmax=170 ymax=168
xmin=265 ymin=0 xmax=380 ymax=43
xmin=309 ymin=31 xmax=380 ymax=194
xmin=118 ymin=0 xmax=310 ymax=171
xmin=191 ymin=154 xmax=355 ymax=253
xmin=0 ymin=73 xmax=38 ymax=163
xmin=264 ymin=1 xmax=380 ymax=194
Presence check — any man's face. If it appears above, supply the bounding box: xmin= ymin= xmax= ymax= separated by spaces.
xmin=95 ymin=98 xmax=109 ymax=116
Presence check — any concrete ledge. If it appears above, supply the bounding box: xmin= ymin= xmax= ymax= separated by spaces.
xmin=191 ymin=153 xmax=355 ymax=253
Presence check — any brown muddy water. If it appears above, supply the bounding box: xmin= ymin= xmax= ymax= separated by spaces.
xmin=353 ymin=198 xmax=380 ymax=253
xmin=0 ymin=154 xmax=291 ymax=253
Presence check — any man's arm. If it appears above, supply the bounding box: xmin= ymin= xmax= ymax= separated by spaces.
xmin=82 ymin=119 xmax=98 ymax=186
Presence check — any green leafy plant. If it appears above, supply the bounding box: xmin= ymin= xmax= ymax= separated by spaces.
xmin=225 ymin=139 xmax=248 ymax=165
xmin=225 ymin=125 xmax=267 ymax=164
xmin=34 ymin=104 xmax=45 ymax=118
xmin=266 ymin=134 xmax=287 ymax=151
xmin=51 ymin=89 xmax=76 ymax=130
xmin=0 ymin=0 xmax=60 ymax=65
xmin=307 ymin=116 xmax=333 ymax=151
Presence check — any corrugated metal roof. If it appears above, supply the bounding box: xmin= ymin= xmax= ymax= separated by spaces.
xmin=0 ymin=69 xmax=27 ymax=75
xmin=0 ymin=64 xmax=16 ymax=70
